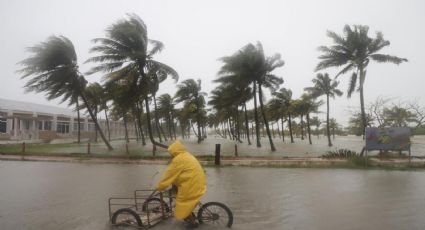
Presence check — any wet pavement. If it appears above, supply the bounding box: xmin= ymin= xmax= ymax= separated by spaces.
xmin=1 ymin=161 xmax=425 ymax=230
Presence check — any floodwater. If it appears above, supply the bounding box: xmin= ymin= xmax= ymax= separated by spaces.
xmin=1 ymin=161 xmax=425 ymax=230
xmin=7 ymin=135 xmax=424 ymax=158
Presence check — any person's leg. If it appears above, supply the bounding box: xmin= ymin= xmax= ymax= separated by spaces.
xmin=184 ymin=212 xmax=198 ymax=227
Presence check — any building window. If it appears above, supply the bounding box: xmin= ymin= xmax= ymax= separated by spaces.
xmin=38 ymin=121 xmax=52 ymax=131
xmin=73 ymin=122 xmax=84 ymax=131
xmin=0 ymin=118 xmax=6 ymax=133
xmin=88 ymin=123 xmax=96 ymax=131
xmin=44 ymin=121 xmax=52 ymax=131
xmin=57 ymin=122 xmax=69 ymax=134
xmin=23 ymin=120 xmax=30 ymax=130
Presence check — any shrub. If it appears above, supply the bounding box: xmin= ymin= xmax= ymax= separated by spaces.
xmin=322 ymin=149 xmax=359 ymax=159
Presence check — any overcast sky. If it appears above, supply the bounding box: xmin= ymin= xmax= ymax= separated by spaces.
xmin=0 ymin=0 xmax=424 ymax=125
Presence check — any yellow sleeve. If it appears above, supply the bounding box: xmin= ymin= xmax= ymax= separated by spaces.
xmin=156 ymin=158 xmax=182 ymax=191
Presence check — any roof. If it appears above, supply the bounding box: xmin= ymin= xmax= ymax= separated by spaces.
xmin=0 ymin=98 xmax=76 ymax=117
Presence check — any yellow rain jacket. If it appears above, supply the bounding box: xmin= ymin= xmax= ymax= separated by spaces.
xmin=156 ymin=140 xmax=207 ymax=220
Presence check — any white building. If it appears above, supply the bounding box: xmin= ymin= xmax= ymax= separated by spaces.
xmin=0 ymin=98 xmax=135 ymax=141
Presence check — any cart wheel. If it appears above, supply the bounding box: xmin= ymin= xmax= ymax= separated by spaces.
xmin=111 ymin=208 xmax=143 ymax=227
xmin=142 ymin=197 xmax=170 ymax=213
xmin=197 ymin=202 xmax=233 ymax=228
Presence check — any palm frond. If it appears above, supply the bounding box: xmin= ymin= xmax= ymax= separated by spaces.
xmin=347 ymin=72 xmax=358 ymax=98
xmin=369 ymin=54 xmax=407 ymax=64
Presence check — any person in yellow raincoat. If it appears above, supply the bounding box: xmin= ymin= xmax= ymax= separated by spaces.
xmin=156 ymin=140 xmax=206 ymax=225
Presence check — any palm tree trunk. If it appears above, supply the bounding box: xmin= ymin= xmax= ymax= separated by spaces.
xmin=300 ymin=114 xmax=304 ymax=140
xmin=159 ymin=121 xmax=168 ymax=141
xmin=359 ymin=67 xmax=367 ymax=140
xmin=180 ymin=122 xmax=185 ymax=139
xmin=253 ymin=81 xmax=261 ymax=147
xmin=235 ymin=108 xmax=241 ymax=142
xmin=307 ymin=113 xmax=312 ymax=145
xmin=326 ymin=94 xmax=332 ymax=147
xmin=94 ymin=107 xmax=98 ymax=142
xmin=144 ymin=96 xmax=168 ymax=150
xmin=172 ymin=115 xmax=177 ymax=140
xmin=288 ymin=114 xmax=294 ymax=143
xmin=135 ymin=102 xmax=146 ymax=145
xmin=243 ymin=103 xmax=252 ymax=145
xmin=80 ymin=93 xmax=113 ymax=150
xmin=191 ymin=122 xmax=199 ymax=137
xmin=195 ymin=96 xmax=203 ymax=143
xmin=258 ymin=83 xmax=276 ymax=151
xmin=167 ymin=111 xmax=173 ymax=140
xmin=281 ymin=117 xmax=285 ymax=142
xmin=227 ymin=119 xmax=233 ymax=140
xmin=122 ymin=112 xmax=129 ymax=143
xmin=276 ymin=120 xmax=281 ymax=139
xmin=153 ymin=94 xmax=163 ymax=142
xmin=134 ymin=120 xmax=139 ymax=141
xmin=105 ymin=109 xmax=111 ymax=142
xmin=76 ymin=100 xmax=81 ymax=144
xmin=251 ymin=122 xmax=255 ymax=140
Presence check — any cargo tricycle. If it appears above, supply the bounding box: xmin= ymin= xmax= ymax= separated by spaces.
xmin=108 ymin=188 xmax=233 ymax=228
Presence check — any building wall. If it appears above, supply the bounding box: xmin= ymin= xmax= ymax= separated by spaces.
xmin=0 ymin=108 xmax=136 ymax=141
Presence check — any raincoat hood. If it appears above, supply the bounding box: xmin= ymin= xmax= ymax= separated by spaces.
xmin=168 ymin=140 xmax=187 ymax=157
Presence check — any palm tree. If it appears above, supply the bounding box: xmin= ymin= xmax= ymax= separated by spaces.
xmin=348 ymin=112 xmax=374 ymax=136
xmin=299 ymin=94 xmax=323 ymax=145
xmin=69 ymin=92 xmax=85 ymax=144
xmin=268 ymin=95 xmax=285 ymax=142
xmin=18 ymin=36 xmax=113 ymax=150
xmin=146 ymin=61 xmax=179 ymax=142
xmin=157 ymin=94 xmax=177 ymax=140
xmin=329 ymin=118 xmax=339 ymax=139
xmin=310 ymin=116 xmax=322 ymax=138
xmin=316 ymin=25 xmax=407 ymax=137
xmin=255 ymin=43 xmax=284 ymax=152
xmin=218 ymin=45 xmax=262 ymax=147
xmin=291 ymin=99 xmax=305 ymax=140
xmin=211 ymin=73 xmax=253 ymax=144
xmin=86 ymin=14 xmax=178 ymax=150
xmin=305 ymin=73 xmax=343 ymax=146
xmin=174 ymin=79 xmax=207 ymax=143
xmin=104 ymin=81 xmax=135 ymax=143
xmin=270 ymin=88 xmax=295 ymax=143
xmin=84 ymin=83 xmax=104 ymax=142
xmin=217 ymin=42 xmax=283 ymax=151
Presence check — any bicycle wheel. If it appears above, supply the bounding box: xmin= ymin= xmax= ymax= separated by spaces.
xmin=197 ymin=202 xmax=233 ymax=228
xmin=141 ymin=197 xmax=170 ymax=213
xmin=111 ymin=208 xmax=143 ymax=227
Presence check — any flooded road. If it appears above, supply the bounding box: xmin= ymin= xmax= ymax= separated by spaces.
xmin=1 ymin=161 xmax=425 ymax=230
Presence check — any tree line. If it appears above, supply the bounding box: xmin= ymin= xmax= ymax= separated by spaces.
xmin=18 ymin=14 xmax=408 ymax=152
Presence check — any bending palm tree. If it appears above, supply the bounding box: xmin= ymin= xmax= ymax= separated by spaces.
xmin=217 ymin=42 xmax=283 ymax=151
xmin=174 ymin=79 xmax=207 ymax=143
xmin=305 ymin=73 xmax=343 ymax=146
xmin=316 ymin=25 xmax=407 ymax=136
xmin=157 ymin=94 xmax=177 ymax=140
xmin=18 ymin=36 xmax=113 ymax=150
xmin=270 ymin=88 xmax=294 ymax=143
xmin=86 ymin=14 xmax=178 ymax=149
xmin=299 ymin=93 xmax=323 ymax=145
